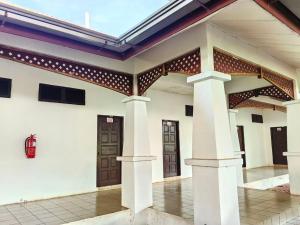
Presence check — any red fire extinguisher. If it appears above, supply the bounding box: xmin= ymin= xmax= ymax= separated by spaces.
xmin=25 ymin=134 xmax=36 ymax=158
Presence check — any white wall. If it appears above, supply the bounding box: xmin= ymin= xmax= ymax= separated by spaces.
xmin=147 ymin=89 xmax=193 ymax=181
xmin=236 ymin=108 xmax=287 ymax=169
xmin=0 ymin=58 xmax=193 ymax=205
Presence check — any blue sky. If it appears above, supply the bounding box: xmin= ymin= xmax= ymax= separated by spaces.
xmin=5 ymin=0 xmax=169 ymax=37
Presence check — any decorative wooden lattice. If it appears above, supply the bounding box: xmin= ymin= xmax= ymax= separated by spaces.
xmin=137 ymin=65 xmax=166 ymax=96
xmin=236 ymin=99 xmax=286 ymax=113
xmin=214 ymin=49 xmax=260 ymax=75
xmin=137 ymin=48 xmax=200 ymax=95
xmin=165 ymin=48 xmax=201 ymax=75
xmin=214 ymin=48 xmax=295 ymax=99
xmin=229 ymin=85 xmax=292 ymax=109
xmin=261 ymin=69 xmax=294 ymax=99
xmin=0 ymin=44 xmax=133 ymax=96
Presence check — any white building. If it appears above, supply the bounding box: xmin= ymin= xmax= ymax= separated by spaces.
xmin=0 ymin=1 xmax=300 ymax=225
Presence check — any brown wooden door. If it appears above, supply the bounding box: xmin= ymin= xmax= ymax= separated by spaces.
xmin=237 ymin=126 xmax=246 ymax=168
xmin=97 ymin=116 xmax=123 ymax=187
xmin=162 ymin=120 xmax=181 ymax=178
xmin=271 ymin=127 xmax=287 ymax=165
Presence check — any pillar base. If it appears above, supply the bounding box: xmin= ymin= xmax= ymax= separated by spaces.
xmin=284 ymin=152 xmax=300 ymax=195
xmin=185 ymin=158 xmax=241 ymax=225
xmin=117 ymin=156 xmax=156 ymax=213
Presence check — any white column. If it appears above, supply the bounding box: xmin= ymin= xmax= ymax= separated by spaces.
xmin=283 ymin=100 xmax=300 ymax=195
xmin=117 ymin=96 xmax=156 ymax=213
xmin=185 ymin=71 xmax=241 ymax=225
xmin=229 ymin=109 xmax=244 ymax=187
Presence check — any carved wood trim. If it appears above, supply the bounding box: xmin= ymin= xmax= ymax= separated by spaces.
xmin=229 ymin=85 xmax=292 ymax=109
xmin=214 ymin=48 xmax=295 ymax=99
xmin=236 ymin=99 xmax=286 ymax=113
xmin=214 ymin=48 xmax=261 ymax=75
xmin=137 ymin=65 xmax=166 ymax=96
xmin=165 ymin=48 xmax=201 ymax=75
xmin=261 ymin=69 xmax=294 ymax=99
xmin=0 ymin=44 xmax=133 ymax=96
xmin=137 ymin=48 xmax=200 ymax=96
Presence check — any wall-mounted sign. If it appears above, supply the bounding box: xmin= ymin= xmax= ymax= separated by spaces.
xmin=107 ymin=117 xmax=114 ymax=123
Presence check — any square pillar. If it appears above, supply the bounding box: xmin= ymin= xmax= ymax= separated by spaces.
xmin=186 ymin=71 xmax=241 ymax=225
xmin=283 ymin=100 xmax=300 ymax=195
xmin=117 ymin=96 xmax=156 ymax=213
xmin=229 ymin=109 xmax=244 ymax=187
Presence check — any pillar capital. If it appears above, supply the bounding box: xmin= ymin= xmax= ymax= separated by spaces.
xmin=187 ymin=71 xmax=231 ymax=84
xmin=122 ymin=95 xmax=150 ymax=103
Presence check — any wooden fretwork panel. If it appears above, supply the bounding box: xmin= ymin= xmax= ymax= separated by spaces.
xmin=0 ymin=44 xmax=133 ymax=96
xmin=162 ymin=121 xmax=181 ymax=178
xmin=235 ymin=99 xmax=286 ymax=112
xmin=214 ymin=48 xmax=295 ymax=99
xmin=229 ymin=86 xmax=292 ymax=109
xmin=137 ymin=48 xmax=200 ymax=96
xmin=137 ymin=65 xmax=166 ymax=96
xmin=97 ymin=116 xmax=123 ymax=187
xmin=262 ymin=69 xmax=294 ymax=98
xmin=214 ymin=49 xmax=260 ymax=75
xmin=165 ymin=48 xmax=201 ymax=75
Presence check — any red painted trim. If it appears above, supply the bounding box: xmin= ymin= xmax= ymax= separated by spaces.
xmin=254 ymin=0 xmax=300 ymax=34
xmin=0 ymin=0 xmax=237 ymax=61
xmin=0 ymin=25 xmax=123 ymax=60
xmin=2 ymin=0 xmax=299 ymax=62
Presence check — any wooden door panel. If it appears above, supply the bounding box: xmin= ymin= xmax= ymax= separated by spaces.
xmin=97 ymin=116 xmax=123 ymax=187
xmin=271 ymin=127 xmax=287 ymax=165
xmin=163 ymin=121 xmax=180 ymax=178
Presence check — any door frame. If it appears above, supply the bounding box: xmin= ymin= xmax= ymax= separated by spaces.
xmin=270 ymin=126 xmax=287 ymax=166
xmin=162 ymin=120 xmax=181 ymax=178
xmin=96 ymin=115 xmax=124 ymax=187
xmin=237 ymin=125 xmax=246 ymax=168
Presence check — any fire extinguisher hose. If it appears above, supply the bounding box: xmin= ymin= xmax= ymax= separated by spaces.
xmin=25 ymin=137 xmax=29 ymax=154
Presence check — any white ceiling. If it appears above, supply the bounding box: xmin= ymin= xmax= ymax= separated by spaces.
xmin=150 ymin=73 xmax=193 ymax=95
xmin=225 ymin=76 xmax=271 ymax=94
xmin=150 ymin=0 xmax=298 ymax=106
xmin=150 ymin=74 xmax=271 ymax=96
xmin=209 ymin=0 xmax=300 ymax=68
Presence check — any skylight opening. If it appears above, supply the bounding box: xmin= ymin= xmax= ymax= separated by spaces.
xmin=4 ymin=0 xmax=171 ymax=37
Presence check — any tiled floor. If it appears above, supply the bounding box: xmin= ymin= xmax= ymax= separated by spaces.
xmin=153 ymin=178 xmax=300 ymax=225
xmin=0 ymin=189 xmax=124 ymax=225
xmin=243 ymin=166 xmax=288 ymax=183
xmin=0 ymin=167 xmax=298 ymax=225
xmin=286 ymin=217 xmax=300 ymax=225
